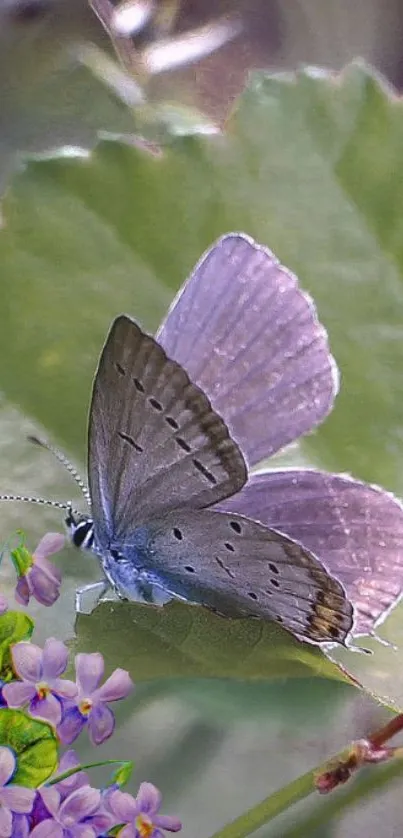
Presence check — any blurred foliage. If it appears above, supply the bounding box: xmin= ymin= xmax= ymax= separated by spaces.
xmin=2 ymin=4 xmax=403 ymax=836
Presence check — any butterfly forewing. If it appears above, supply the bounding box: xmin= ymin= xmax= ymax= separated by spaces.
xmin=157 ymin=233 xmax=338 ymax=467
xmin=112 ymin=508 xmax=353 ymax=645
xmin=220 ymin=469 xmax=403 ymax=636
xmin=88 ymin=316 xmax=247 ymax=546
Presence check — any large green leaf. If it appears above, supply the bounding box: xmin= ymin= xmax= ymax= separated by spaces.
xmin=73 ymin=601 xmax=354 ymax=685
xmin=0 ymin=708 xmax=58 ymax=787
xmin=1 ymin=61 xmax=403 ymax=705
xmin=0 ymin=611 xmax=34 ymax=681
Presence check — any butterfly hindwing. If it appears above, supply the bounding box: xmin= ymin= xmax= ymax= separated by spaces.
xmin=109 ymin=508 xmax=353 ymax=645
xmin=220 ymin=469 xmax=403 ymax=636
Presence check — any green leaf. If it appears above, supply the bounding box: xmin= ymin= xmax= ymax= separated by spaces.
xmin=10 ymin=544 xmax=33 ymax=577
xmin=1 ymin=61 xmax=403 ymax=705
xmin=111 ymin=760 xmax=134 ymax=788
xmin=74 ymin=601 xmax=355 ymax=687
xmin=0 ymin=611 xmax=34 ymax=681
xmin=0 ymin=708 xmax=58 ymax=787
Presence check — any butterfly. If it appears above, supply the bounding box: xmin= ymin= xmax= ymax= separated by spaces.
xmin=6 ymin=233 xmax=398 ymax=643
xmin=46 ymin=232 xmax=352 ymax=647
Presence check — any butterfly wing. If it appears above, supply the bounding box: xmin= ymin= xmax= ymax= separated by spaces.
xmin=219 ymin=469 xmax=403 ymax=636
xmin=88 ymin=316 xmax=247 ymax=548
xmin=108 ymin=508 xmax=353 ymax=645
xmin=156 ymin=233 xmax=338 ymax=467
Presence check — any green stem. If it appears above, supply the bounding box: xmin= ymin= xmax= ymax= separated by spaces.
xmin=47 ymin=759 xmax=131 ymax=786
xmin=278 ymin=753 xmax=403 ymax=838
xmin=209 ymin=748 xmax=403 ymax=838
xmin=208 ymin=767 xmax=316 ymax=838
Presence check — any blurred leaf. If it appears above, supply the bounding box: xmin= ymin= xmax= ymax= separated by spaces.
xmin=0 ymin=708 xmax=58 ymax=787
xmin=1 ymin=61 xmax=403 ymax=705
xmin=0 ymin=611 xmax=34 ymax=681
xmin=74 ymin=600 xmax=355 ymax=686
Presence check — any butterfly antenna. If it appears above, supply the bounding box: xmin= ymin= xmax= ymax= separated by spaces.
xmin=0 ymin=494 xmax=71 ymax=511
xmin=27 ymin=435 xmax=91 ymax=507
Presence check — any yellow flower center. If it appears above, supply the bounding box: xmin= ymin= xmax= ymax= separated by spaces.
xmin=79 ymin=697 xmax=93 ymax=716
xmin=36 ymin=681 xmax=50 ymax=700
xmin=135 ymin=814 xmax=154 ymax=837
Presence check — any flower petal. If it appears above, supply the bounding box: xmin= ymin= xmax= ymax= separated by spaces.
xmin=135 ymin=782 xmax=161 ymax=815
xmin=28 ymin=565 xmax=60 ymax=607
xmin=154 ymin=814 xmax=182 ymax=832
xmin=87 ymin=703 xmax=114 ymax=746
xmin=57 ymin=706 xmax=85 ymax=745
xmin=0 ymin=747 xmax=16 ymax=786
xmin=39 ymin=787 xmax=61 ymax=818
xmin=14 ymin=576 xmax=29 ymax=606
xmin=118 ymin=826 xmax=136 ymax=838
xmin=33 ymin=533 xmax=65 ymax=562
xmin=11 ymin=642 xmax=43 ymax=682
xmin=10 ymin=813 xmax=30 ymax=838
xmin=107 ymin=789 xmax=139 ymax=822
xmin=54 ymin=750 xmax=89 ymax=797
xmin=75 ymin=653 xmax=104 ymax=695
xmin=50 ymin=678 xmax=78 ymax=700
xmin=71 ymin=827 xmax=96 ymax=838
xmin=94 ymin=668 xmax=134 ymax=703
xmin=29 ymin=822 xmax=64 ymax=838
xmin=41 ymin=639 xmax=68 ymax=679
xmin=30 ymin=692 xmax=62 ymax=726
xmin=0 ymin=785 xmax=35 ymax=814
xmin=2 ymin=681 xmax=36 ymax=708
xmin=59 ymin=785 xmax=101 ymax=824
xmin=0 ymin=805 xmax=12 ymax=838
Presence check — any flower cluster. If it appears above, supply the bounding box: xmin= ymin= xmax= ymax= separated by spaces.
xmin=0 ymin=535 xmax=182 ymax=838
xmin=0 ymin=743 xmax=181 ymax=837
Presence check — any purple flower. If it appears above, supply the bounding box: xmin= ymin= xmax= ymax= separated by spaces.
xmin=28 ymin=784 xmax=110 ymax=837
xmin=2 ymin=638 xmax=77 ymax=726
xmin=51 ymin=751 xmax=90 ymax=800
xmin=107 ymin=783 xmax=182 ymax=837
xmin=0 ymin=596 xmax=8 ymax=615
xmin=58 ymin=653 xmax=134 ymax=746
xmin=14 ymin=533 xmax=64 ymax=607
xmin=0 ymin=746 xmax=35 ymax=838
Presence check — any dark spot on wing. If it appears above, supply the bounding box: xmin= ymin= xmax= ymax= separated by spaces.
xmin=230 ymin=520 xmax=242 ymax=534
xmin=149 ymin=397 xmax=163 ymax=411
xmin=192 ymin=459 xmax=217 ymax=485
xmin=176 ymin=437 xmax=191 ymax=453
xmin=118 ymin=432 xmax=143 ymax=452
xmin=166 ymin=416 xmax=179 ymax=430
xmin=133 ymin=377 xmax=145 ymax=393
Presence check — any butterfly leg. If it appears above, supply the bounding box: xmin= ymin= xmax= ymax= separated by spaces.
xmin=75 ymin=579 xmax=112 ymax=614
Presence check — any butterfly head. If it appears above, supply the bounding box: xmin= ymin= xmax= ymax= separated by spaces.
xmin=65 ymin=507 xmax=95 ymax=552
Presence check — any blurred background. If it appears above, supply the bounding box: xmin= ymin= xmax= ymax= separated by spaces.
xmin=2 ymin=1 xmax=403 ymax=836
